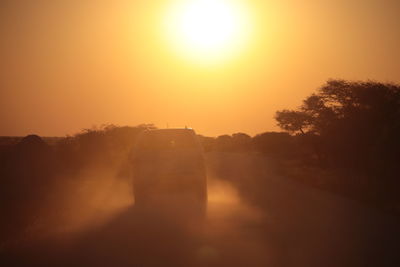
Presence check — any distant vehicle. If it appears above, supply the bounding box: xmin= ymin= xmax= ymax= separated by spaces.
xmin=130 ymin=128 xmax=207 ymax=212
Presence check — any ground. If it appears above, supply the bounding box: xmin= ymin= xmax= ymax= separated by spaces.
xmin=1 ymin=152 xmax=399 ymax=266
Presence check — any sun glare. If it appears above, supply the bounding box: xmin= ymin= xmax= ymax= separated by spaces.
xmin=164 ymin=0 xmax=251 ymax=64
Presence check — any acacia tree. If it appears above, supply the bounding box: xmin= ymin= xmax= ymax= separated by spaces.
xmin=275 ymin=79 xmax=400 ymax=175
xmin=275 ymin=110 xmax=311 ymax=134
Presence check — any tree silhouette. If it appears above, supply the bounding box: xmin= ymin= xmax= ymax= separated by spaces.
xmin=275 ymin=79 xmax=400 ymax=176
xmin=275 ymin=110 xmax=311 ymax=134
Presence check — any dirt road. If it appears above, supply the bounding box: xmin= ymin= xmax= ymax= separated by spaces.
xmin=2 ymin=152 xmax=399 ymax=266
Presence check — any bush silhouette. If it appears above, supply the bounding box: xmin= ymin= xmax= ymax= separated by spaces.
xmin=275 ymin=79 xmax=400 ymax=211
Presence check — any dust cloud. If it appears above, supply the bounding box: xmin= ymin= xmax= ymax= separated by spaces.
xmin=50 ymin=167 xmax=134 ymax=234
xmin=4 ymin=166 xmax=134 ymax=247
xmin=2 ymin=163 xmax=272 ymax=267
xmin=3 ymin=152 xmax=400 ymax=267
xmin=200 ymin=177 xmax=269 ymax=266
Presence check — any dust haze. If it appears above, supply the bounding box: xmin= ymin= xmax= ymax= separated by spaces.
xmin=1 ymin=0 xmax=400 ymax=265
xmin=1 ymin=154 xmax=271 ymax=267
xmin=3 ymin=147 xmax=399 ymax=267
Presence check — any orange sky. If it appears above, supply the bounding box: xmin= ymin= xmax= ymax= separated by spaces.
xmin=1 ymin=0 xmax=399 ymax=137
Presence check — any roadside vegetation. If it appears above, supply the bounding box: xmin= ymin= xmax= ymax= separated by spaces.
xmin=1 ymin=79 xmax=399 ymax=246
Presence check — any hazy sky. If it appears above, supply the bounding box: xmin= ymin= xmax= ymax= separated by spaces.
xmin=1 ymin=0 xmax=399 ymax=137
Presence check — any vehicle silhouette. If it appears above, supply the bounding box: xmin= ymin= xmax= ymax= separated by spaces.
xmin=130 ymin=128 xmax=207 ymax=214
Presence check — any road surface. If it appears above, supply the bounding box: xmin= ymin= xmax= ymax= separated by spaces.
xmin=2 ymin=152 xmax=399 ymax=266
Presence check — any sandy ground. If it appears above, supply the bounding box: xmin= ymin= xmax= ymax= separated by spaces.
xmin=2 ymin=152 xmax=400 ymax=266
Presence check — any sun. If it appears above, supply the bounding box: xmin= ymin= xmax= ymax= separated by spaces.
xmin=164 ymin=0 xmax=251 ymax=64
